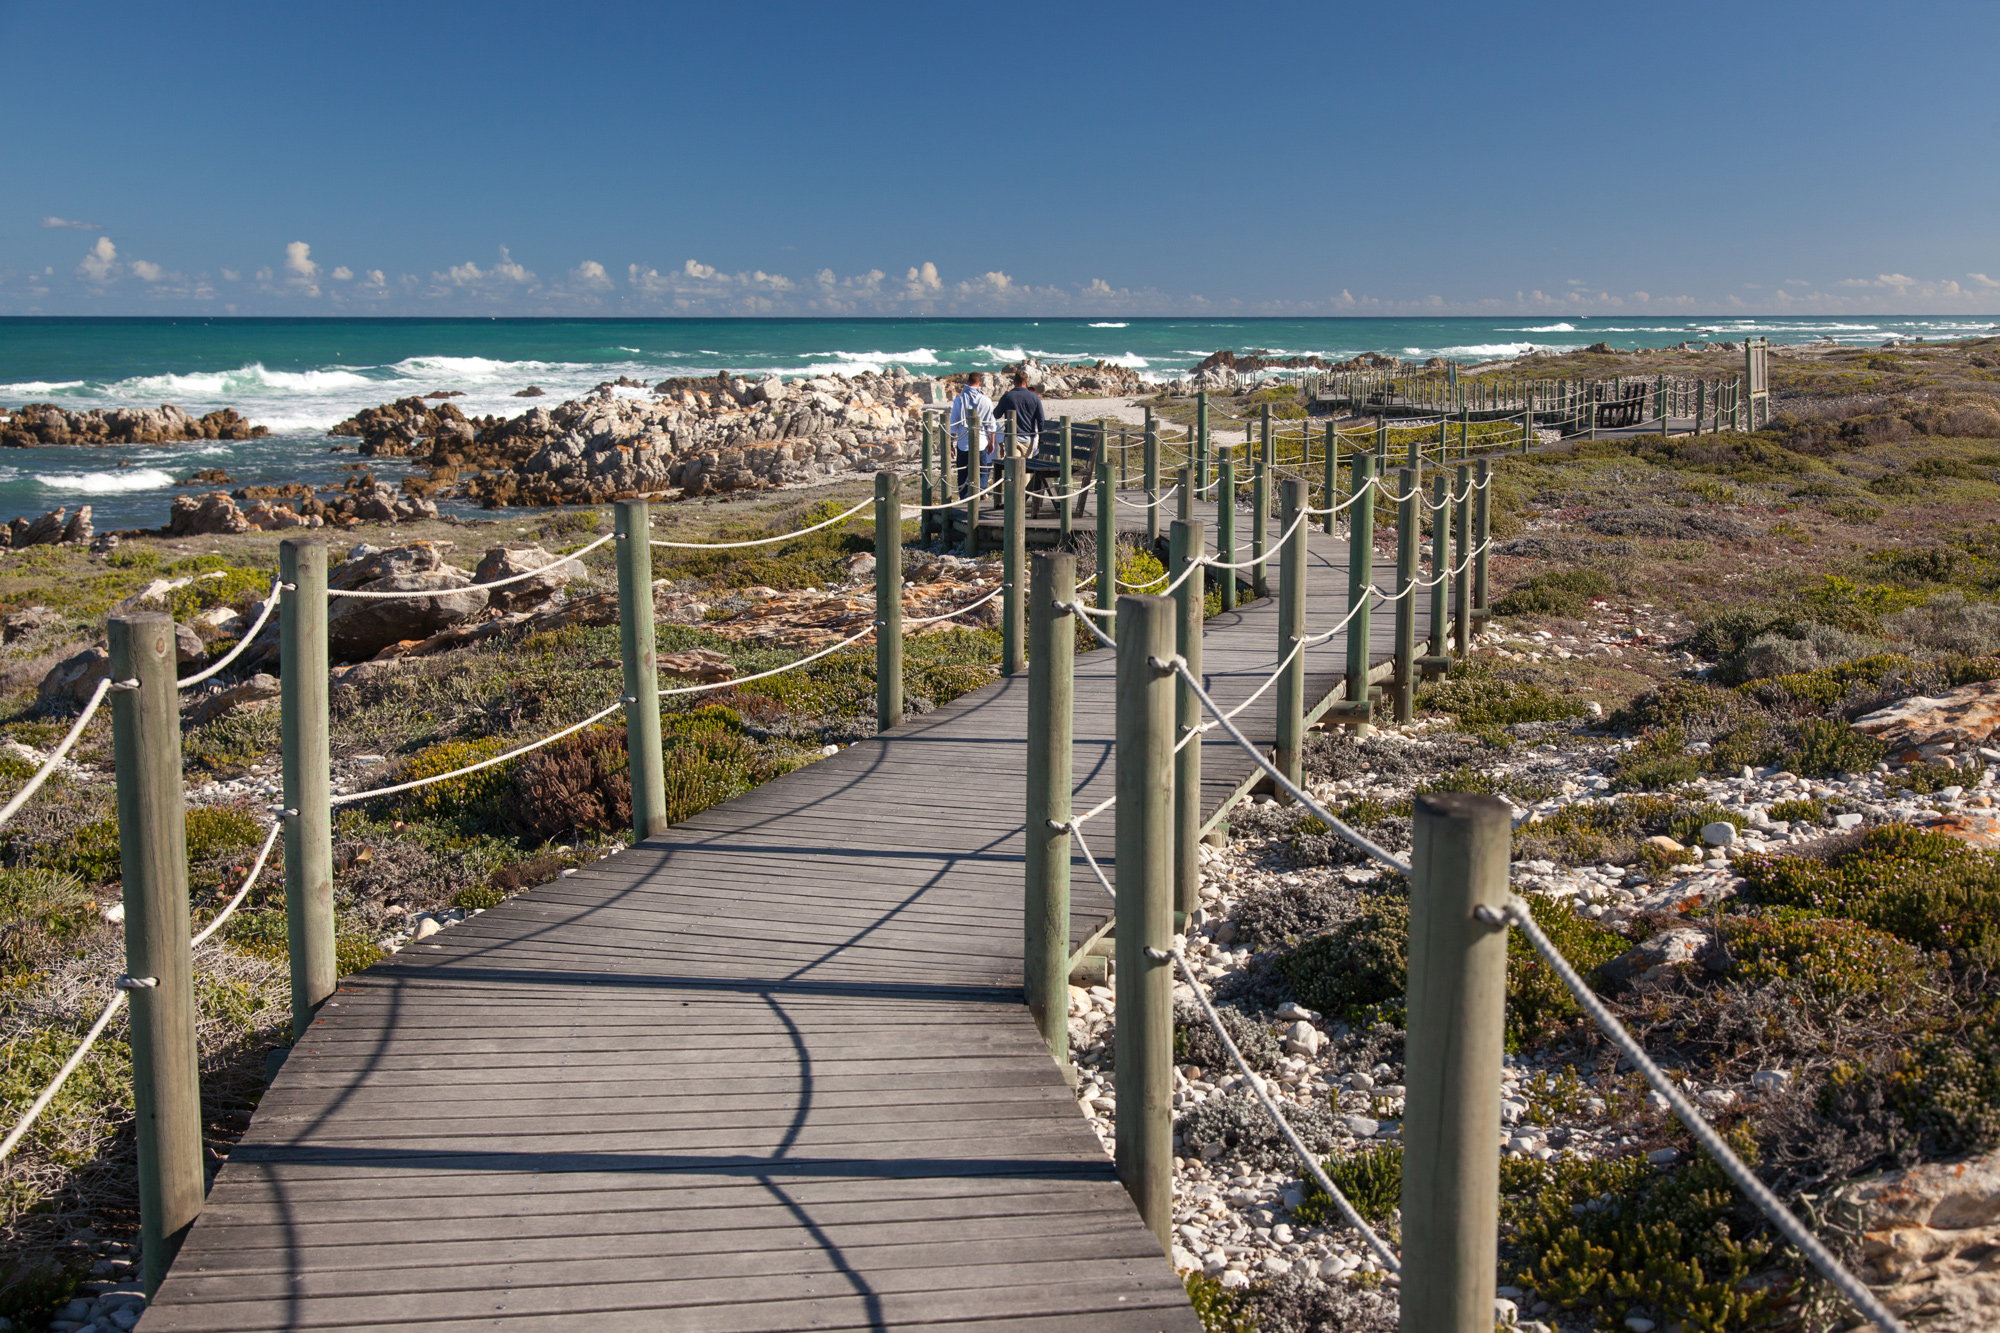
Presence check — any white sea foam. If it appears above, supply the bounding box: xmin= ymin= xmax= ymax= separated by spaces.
xmin=1102 ymin=353 xmax=1149 ymax=369
xmin=389 ymin=355 xmax=576 ymax=381
xmin=0 ymin=380 xmax=86 ymax=396
xmin=973 ymin=345 xmax=1028 ymax=363
xmin=1506 ymin=323 xmax=1576 ymax=333
xmin=1088 ymin=322 xmax=1128 ymax=328
xmin=34 ymin=467 xmax=178 ymax=494
xmin=116 ymin=363 xmax=378 ymax=398
xmin=1432 ymin=343 xmax=1540 ymax=359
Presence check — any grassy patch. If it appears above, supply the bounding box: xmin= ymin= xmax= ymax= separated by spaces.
xmin=1740 ymin=824 xmax=2000 ymax=955
xmin=1493 ymin=568 xmax=1615 ymax=618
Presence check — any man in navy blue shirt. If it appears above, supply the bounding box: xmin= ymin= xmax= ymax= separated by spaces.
xmin=994 ymin=370 xmax=1045 ymax=456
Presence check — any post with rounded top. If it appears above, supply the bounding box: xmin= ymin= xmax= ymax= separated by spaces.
xmin=876 ymin=472 xmax=908 ymax=721
xmin=1024 ymin=553 xmax=1074 ymax=1071
xmin=1216 ymin=457 xmax=1237 ymax=612
xmin=1058 ymin=416 xmax=1074 ymax=545
xmin=615 ymin=500 xmax=667 ymax=841
xmin=278 ymin=538 xmax=334 ymax=1046
xmin=1276 ymin=479 xmax=1307 ymax=788
xmin=1114 ymin=593 xmax=1175 ymax=1251
xmin=1401 ymin=792 xmax=1511 ymax=1333
xmin=1143 ymin=412 xmax=1161 ymax=546
xmin=109 ymin=613 xmax=202 ymax=1295
xmin=1428 ymin=473 xmax=1450 ymax=662
xmin=1453 ymin=465 xmax=1473 ymax=657
xmin=1096 ymin=456 xmax=1115 ymax=611
xmin=1001 ymin=441 xmax=1025 ymax=677
xmin=1171 ymin=518 xmax=1204 ymax=921
xmin=1473 ymin=458 xmax=1491 ymax=620
xmin=1196 ymin=390 xmax=1210 ymax=498
xmin=1251 ymin=448 xmax=1270 ymax=600
xmin=1322 ymin=423 xmax=1338 ymax=535
xmin=1345 ymin=453 xmax=1376 ymax=734
xmin=1394 ymin=468 xmax=1418 ymax=723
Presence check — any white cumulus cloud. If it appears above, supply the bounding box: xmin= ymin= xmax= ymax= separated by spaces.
xmin=129 ymin=260 xmax=165 ymax=283
xmin=331 ymin=266 xmax=353 ymax=281
xmin=76 ymin=237 xmax=117 ymax=282
xmin=571 ymin=260 xmax=612 ymax=290
xmin=42 ymin=216 xmax=102 ymax=231
xmin=285 ymin=241 xmax=318 ymax=279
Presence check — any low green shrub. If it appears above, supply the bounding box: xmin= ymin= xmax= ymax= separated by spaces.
xmin=1175 ymin=1002 xmax=1282 ymax=1075
xmin=1417 ymin=663 xmax=1583 ymax=729
xmin=1182 ymin=1272 xmax=1255 ymax=1333
xmin=1275 ymin=898 xmax=1408 ymax=1022
xmin=1507 ymin=897 xmax=1629 ymax=1044
xmin=1611 ymin=727 xmax=1701 ymax=792
xmin=1606 ymin=681 xmax=1748 ymax=737
xmin=391 ymin=735 xmax=520 ymax=824
xmin=1782 ymin=717 xmax=1886 ymax=777
xmin=1296 ymin=1143 xmax=1401 ymax=1227
xmin=0 ymin=869 xmax=96 ymax=976
xmin=1883 ymin=1007 xmax=2000 ymax=1154
xmin=1493 ymin=568 xmax=1615 ymax=618
xmin=1766 ymin=797 xmax=1825 ymax=825
xmin=1720 ymin=913 xmax=1941 ymax=1006
xmin=1740 ymin=824 xmax=2000 ymax=953
xmin=1501 ymin=1138 xmax=1780 ymax=1332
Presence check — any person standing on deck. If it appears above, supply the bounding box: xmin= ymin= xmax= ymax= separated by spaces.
xmin=949 ymin=372 xmax=998 ymax=496
xmin=993 ymin=369 xmax=1045 ymax=465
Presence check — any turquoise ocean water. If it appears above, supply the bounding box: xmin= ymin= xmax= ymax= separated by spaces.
xmin=0 ymin=314 xmax=1991 ymax=530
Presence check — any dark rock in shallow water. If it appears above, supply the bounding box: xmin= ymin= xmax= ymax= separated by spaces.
xmin=0 ymin=402 xmax=266 ymax=447
xmin=512 ymin=385 xmax=546 ymax=397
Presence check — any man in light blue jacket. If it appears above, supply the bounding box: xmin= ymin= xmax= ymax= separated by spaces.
xmin=948 ymin=373 xmax=997 ymax=497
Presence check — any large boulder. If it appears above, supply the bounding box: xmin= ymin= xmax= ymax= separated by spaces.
xmin=1840 ymin=1148 xmax=2000 ymax=1331
xmin=168 ymin=492 xmax=251 ymax=537
xmin=1853 ymin=680 xmax=2000 ymax=764
xmin=473 ymin=543 xmax=585 ymax=613
xmin=37 ymin=646 xmax=109 ymax=708
xmin=17 ymin=507 xmax=68 ymax=548
xmin=325 ymin=542 xmax=487 ymax=660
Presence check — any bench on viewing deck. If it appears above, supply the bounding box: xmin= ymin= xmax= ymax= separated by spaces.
xmin=1024 ymin=421 xmax=1100 ymax=517
xmin=1593 ymin=384 xmax=1650 ymax=429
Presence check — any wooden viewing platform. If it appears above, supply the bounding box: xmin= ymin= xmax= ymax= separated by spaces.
xmin=142 ymin=498 xmax=1412 ymax=1333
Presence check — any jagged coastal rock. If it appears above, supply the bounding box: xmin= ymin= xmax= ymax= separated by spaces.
xmin=0 ymin=403 xmax=267 ymax=447
xmin=0 ymin=505 xmax=92 ymax=548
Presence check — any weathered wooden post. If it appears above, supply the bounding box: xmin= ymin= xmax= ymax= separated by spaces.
xmin=1276 ymin=479 xmax=1307 ymax=787
xmin=1171 ymin=516 xmax=1204 ymax=921
xmin=1473 ymin=458 xmax=1491 ymax=620
xmin=1322 ymin=423 xmax=1338 ymax=535
xmin=962 ymin=411 xmax=983 ymax=559
xmin=1521 ymin=390 xmax=1533 ymax=453
xmin=1453 ymin=465 xmax=1473 ymax=656
xmin=1251 ymin=448 xmax=1270 ymax=600
xmin=108 ymin=613 xmax=202 ymax=1295
xmin=874 ymin=471 xmax=907 ymax=722
xmin=1002 ymin=442 xmax=1029 ymax=672
xmin=918 ymin=414 xmax=935 ymax=543
xmin=1144 ymin=414 xmax=1161 ymax=546
xmin=1196 ymin=390 xmax=1210 ymax=497
xmin=1096 ymin=456 xmax=1116 ymax=611
xmin=1216 ymin=457 xmax=1237 ymax=612
xmin=1695 ymin=378 xmax=1707 ymax=436
xmin=1401 ymin=792 xmax=1510 ymax=1333
xmin=1177 ymin=457 xmax=1192 ymax=524
xmin=1118 ymin=423 xmax=1129 ymax=488
xmin=614 ymin=500 xmax=668 ymax=841
xmin=1058 ymin=415 xmax=1074 ymax=545
xmin=1344 ymin=453 xmax=1376 ymax=734
xmin=1114 ymin=592 xmax=1175 ymax=1251
xmin=1428 ymin=473 xmax=1451 ymax=664
xmin=277 ymin=538 xmax=334 ymax=1045
xmin=1394 ymin=468 xmax=1418 ymax=722
xmin=1025 ymin=553 xmax=1075 ymax=1071
xmin=1459 ymin=401 xmax=1470 ymax=458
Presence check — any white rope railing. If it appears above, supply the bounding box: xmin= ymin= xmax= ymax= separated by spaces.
xmin=1168 ymin=656 xmax=1407 ymax=874
xmin=0 ymin=814 xmax=284 ymax=1167
xmin=333 ymin=533 xmax=614 ymax=598
xmin=1300 ymin=585 xmax=1385 ymax=646
xmin=1492 ymin=899 xmax=1908 ymax=1333
xmin=909 ymin=475 xmax=1006 ymax=511
xmin=650 ymin=502 xmax=870 ymax=549
xmin=900 ymin=584 xmax=1004 ymax=626
xmin=334 ymin=696 xmax=629 ymax=804
xmin=661 ymin=627 xmax=875 ymax=697
xmin=1173 ymin=945 xmax=1403 ymax=1274
xmin=179 ymin=578 xmax=283 ymax=689
xmin=0 ymin=676 xmax=119 ymax=831
xmin=1060 ymin=603 xmax=1120 ymax=651
xmin=1113 ymin=484 xmax=1180 ymax=508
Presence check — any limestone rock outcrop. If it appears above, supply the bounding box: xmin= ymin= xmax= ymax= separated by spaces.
xmin=1841 ymin=1148 xmax=2000 ymax=1332
xmin=1853 ymin=680 xmax=2000 ymax=764
xmin=325 ymin=542 xmax=487 ymax=659
xmin=0 ymin=403 xmax=266 ymax=447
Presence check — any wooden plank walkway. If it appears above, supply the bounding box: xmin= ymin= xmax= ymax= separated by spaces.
xmin=142 ymin=496 xmax=1414 ymax=1333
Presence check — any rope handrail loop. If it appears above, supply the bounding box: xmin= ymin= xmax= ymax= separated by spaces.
xmin=1172 ymin=660 xmax=1408 ymax=874
xmin=1064 ymin=819 xmax=1117 ymax=903
xmin=1173 ymin=945 xmax=1403 ymax=1273
xmin=908 ymin=474 xmax=1006 ymax=511
xmin=179 ymin=577 xmax=284 ymax=689
xmin=1056 ymin=602 xmax=1119 ymax=650
xmin=0 ymin=813 xmax=286 ymax=1167
xmin=0 ymin=676 xmax=115 ymax=831
xmin=1113 ymin=483 xmax=1180 ymax=509
xmin=336 ymin=532 xmax=615 ymax=599
xmin=1300 ymin=585 xmax=1385 ymax=645
xmin=899 ymin=583 xmax=1005 ymax=626
xmin=1301 ymin=474 xmax=1383 ymax=518
xmin=1175 ymin=637 xmax=1309 ymax=752
xmin=1493 ymin=898 xmax=1910 ymax=1333
xmin=662 ymin=625 xmax=877 ymax=697
xmin=334 ymin=696 xmax=630 ymax=805
xmin=191 ymin=819 xmax=283 ymax=948
xmin=1064 ymin=790 xmax=1118 ymax=830
xmin=650 ymin=502 xmax=869 ymax=549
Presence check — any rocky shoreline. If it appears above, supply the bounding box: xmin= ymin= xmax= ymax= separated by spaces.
xmin=0 ymin=403 xmax=266 ymax=448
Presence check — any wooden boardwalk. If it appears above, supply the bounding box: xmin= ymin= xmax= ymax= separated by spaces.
xmin=143 ymin=498 xmax=1409 ymax=1333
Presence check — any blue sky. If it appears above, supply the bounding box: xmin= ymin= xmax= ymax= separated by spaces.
xmin=4 ymin=0 xmax=1996 ymax=317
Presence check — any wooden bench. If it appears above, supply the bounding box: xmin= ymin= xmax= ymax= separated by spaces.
xmin=1024 ymin=421 xmax=1101 ymax=518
